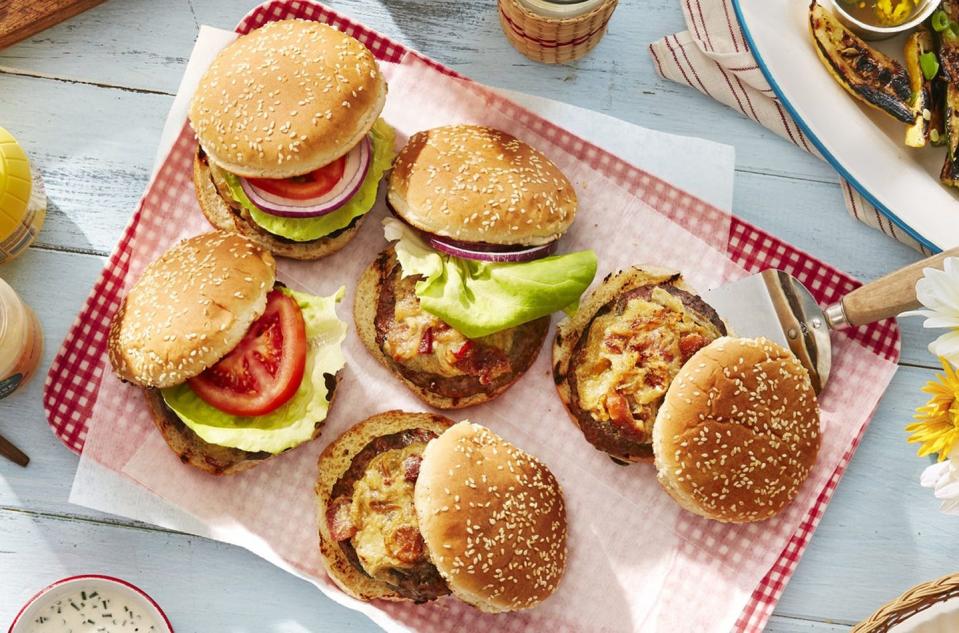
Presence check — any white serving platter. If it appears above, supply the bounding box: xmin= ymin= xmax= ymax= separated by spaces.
xmin=733 ymin=0 xmax=959 ymax=252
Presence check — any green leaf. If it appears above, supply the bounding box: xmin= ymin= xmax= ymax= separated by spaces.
xmin=921 ymin=51 xmax=940 ymax=81
xmin=222 ymin=119 xmax=396 ymax=242
xmin=160 ymin=287 xmax=347 ymax=454
xmin=385 ymin=219 xmax=597 ymax=338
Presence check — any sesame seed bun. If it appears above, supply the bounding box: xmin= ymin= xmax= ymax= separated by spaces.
xmin=388 ymin=125 xmax=577 ymax=246
xmin=193 ymin=150 xmax=364 ymax=260
xmin=108 ymin=231 xmax=276 ymax=388
xmin=652 ymin=337 xmax=821 ymax=523
xmin=415 ymin=421 xmax=568 ymax=612
xmin=189 ymin=19 xmax=387 ymax=180
xmin=552 ymin=266 xmax=726 ymax=464
xmin=316 ymin=410 xmax=454 ymax=602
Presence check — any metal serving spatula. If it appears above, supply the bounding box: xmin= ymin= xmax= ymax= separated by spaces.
xmin=704 ymin=247 xmax=959 ymax=394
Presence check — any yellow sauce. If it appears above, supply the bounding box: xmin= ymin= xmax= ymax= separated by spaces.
xmin=0 ymin=278 xmax=43 ymax=399
xmin=839 ymin=0 xmax=921 ymax=26
xmin=350 ymin=445 xmax=428 ymax=581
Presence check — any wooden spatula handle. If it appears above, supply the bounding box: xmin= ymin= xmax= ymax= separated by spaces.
xmin=0 ymin=432 xmax=29 ymax=467
xmin=839 ymin=247 xmax=959 ymax=327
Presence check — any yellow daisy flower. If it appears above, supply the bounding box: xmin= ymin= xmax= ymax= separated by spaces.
xmin=907 ymin=358 xmax=959 ymax=461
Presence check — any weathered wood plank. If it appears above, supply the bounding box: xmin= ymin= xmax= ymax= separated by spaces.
xmin=0 ymin=508 xmax=382 ymax=632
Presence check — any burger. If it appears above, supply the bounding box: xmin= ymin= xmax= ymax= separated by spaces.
xmin=552 ymin=267 xmax=727 ymax=464
xmin=108 ymin=231 xmax=347 ymax=475
xmin=316 ymin=411 xmax=568 ymax=611
xmin=652 ymin=337 xmax=821 ymax=523
xmin=354 ymin=124 xmax=598 ymax=409
xmin=189 ymin=19 xmax=395 ymax=260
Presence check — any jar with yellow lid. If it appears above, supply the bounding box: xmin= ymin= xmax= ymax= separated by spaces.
xmin=0 ymin=277 xmax=42 ymax=399
xmin=0 ymin=126 xmax=46 ymax=263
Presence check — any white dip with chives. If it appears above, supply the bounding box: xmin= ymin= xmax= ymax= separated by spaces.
xmin=24 ymin=584 xmax=163 ymax=633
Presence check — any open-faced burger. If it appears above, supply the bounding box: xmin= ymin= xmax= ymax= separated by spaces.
xmin=189 ymin=19 xmax=395 ymax=260
xmin=317 ymin=411 xmax=567 ymax=611
xmin=552 ymin=266 xmax=727 ymax=464
xmin=354 ymin=124 xmax=598 ymax=409
xmin=108 ymin=231 xmax=347 ymax=475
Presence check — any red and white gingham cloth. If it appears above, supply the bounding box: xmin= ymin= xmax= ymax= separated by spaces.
xmin=44 ymin=2 xmax=900 ymax=632
xmin=648 ymin=0 xmax=933 ymax=255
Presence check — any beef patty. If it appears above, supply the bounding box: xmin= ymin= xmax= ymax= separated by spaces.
xmin=371 ymin=249 xmax=549 ymax=404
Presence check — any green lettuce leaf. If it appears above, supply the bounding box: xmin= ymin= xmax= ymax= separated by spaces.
xmin=222 ymin=118 xmax=396 ymax=242
xmin=160 ymin=287 xmax=347 ymax=454
xmin=384 ymin=218 xmax=597 ymax=339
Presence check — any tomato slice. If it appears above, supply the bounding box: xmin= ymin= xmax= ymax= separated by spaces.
xmin=188 ymin=290 xmax=308 ymax=416
xmin=247 ymin=156 xmax=347 ymax=200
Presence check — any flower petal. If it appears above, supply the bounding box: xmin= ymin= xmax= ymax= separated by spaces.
xmin=930 ymin=331 xmax=959 ymax=365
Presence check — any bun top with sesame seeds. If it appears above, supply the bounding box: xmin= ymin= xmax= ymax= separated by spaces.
xmin=652 ymin=337 xmax=821 ymax=524
xmin=108 ymin=231 xmax=276 ymax=389
xmin=414 ymin=420 xmax=568 ymax=612
xmin=188 ymin=19 xmax=387 ymax=180
xmin=388 ymin=125 xmax=577 ymax=246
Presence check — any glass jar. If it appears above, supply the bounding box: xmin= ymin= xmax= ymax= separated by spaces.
xmin=0 ymin=277 xmax=42 ymax=399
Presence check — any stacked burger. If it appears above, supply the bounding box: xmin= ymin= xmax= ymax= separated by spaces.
xmin=190 ymin=19 xmax=395 ymax=260
xmin=356 ymin=124 xmax=598 ymax=408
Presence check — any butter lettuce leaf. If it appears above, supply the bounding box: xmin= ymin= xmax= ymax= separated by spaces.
xmin=384 ymin=218 xmax=597 ymax=339
xmin=223 ymin=119 xmax=396 ymax=242
xmin=161 ymin=287 xmax=347 ymax=454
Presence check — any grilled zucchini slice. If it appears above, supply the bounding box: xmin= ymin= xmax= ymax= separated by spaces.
xmin=905 ymin=28 xmax=936 ymax=147
xmin=941 ymin=82 xmax=959 ymax=186
xmin=809 ymin=1 xmax=914 ymax=124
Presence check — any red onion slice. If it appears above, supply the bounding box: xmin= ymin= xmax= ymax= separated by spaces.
xmin=239 ymin=136 xmax=372 ymax=218
xmin=428 ymin=235 xmax=558 ymax=263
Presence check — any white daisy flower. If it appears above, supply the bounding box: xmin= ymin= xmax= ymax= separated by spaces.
xmin=902 ymin=256 xmax=959 ymax=366
xmin=920 ymin=447 xmax=959 ymax=515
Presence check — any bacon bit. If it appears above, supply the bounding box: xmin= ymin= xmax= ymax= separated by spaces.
xmin=418 ymin=327 xmax=434 ymax=355
xmin=604 ymin=333 xmax=628 ymax=354
xmin=606 ymin=391 xmax=636 ymax=431
xmin=403 ymin=455 xmax=422 ymax=483
xmin=327 ymin=497 xmax=356 ymax=541
xmin=679 ymin=333 xmax=708 ymax=362
xmin=452 ymin=341 xmax=511 ymax=385
xmin=452 ymin=340 xmax=473 ymax=361
xmin=386 ymin=526 xmax=425 ymax=564
xmin=646 ymin=371 xmax=665 ymax=388
xmin=370 ymin=500 xmax=400 ymax=513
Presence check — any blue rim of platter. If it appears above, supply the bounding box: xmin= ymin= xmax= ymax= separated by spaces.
xmin=730 ymin=0 xmax=941 ymax=253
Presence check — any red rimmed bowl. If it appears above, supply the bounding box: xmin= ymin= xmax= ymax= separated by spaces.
xmin=9 ymin=575 xmax=173 ymax=633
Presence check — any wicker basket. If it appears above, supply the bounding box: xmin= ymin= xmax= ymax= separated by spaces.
xmin=498 ymin=0 xmax=619 ymax=64
xmin=852 ymin=572 xmax=959 ymax=632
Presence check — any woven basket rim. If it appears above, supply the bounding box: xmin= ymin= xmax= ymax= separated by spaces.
xmin=502 ymin=0 xmax=617 ymax=26
xmin=852 ymin=572 xmax=959 ymax=633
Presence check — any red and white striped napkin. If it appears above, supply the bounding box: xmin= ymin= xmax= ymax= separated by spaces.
xmin=648 ymin=0 xmax=932 ymax=254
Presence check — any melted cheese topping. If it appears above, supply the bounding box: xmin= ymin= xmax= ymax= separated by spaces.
xmin=350 ymin=444 xmax=429 ymax=581
xmin=383 ymin=276 xmax=511 ymax=377
xmin=574 ymin=287 xmax=721 ymax=437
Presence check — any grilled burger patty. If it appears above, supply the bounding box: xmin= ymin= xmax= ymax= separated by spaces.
xmin=326 ymin=428 xmax=450 ymax=603
xmin=371 ymin=249 xmax=549 ymax=403
xmin=565 ymin=281 xmax=726 ymax=461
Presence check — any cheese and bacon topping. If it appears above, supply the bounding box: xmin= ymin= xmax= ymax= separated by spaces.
xmin=380 ymin=272 xmax=518 ymax=385
xmin=326 ymin=428 xmax=449 ymax=602
xmin=572 ymin=285 xmax=725 ymax=446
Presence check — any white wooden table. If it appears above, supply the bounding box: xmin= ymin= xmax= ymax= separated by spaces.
xmin=0 ymin=1 xmax=956 ymax=631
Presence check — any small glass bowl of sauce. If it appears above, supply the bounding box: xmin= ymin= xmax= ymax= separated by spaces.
xmin=9 ymin=575 xmax=173 ymax=633
xmin=832 ymin=0 xmax=941 ymax=39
